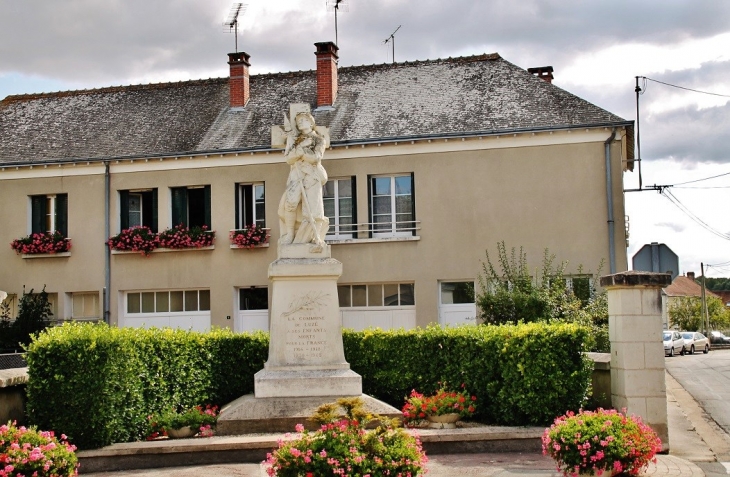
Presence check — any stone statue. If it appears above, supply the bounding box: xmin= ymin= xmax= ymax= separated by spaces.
xmin=276 ymin=105 xmax=330 ymax=250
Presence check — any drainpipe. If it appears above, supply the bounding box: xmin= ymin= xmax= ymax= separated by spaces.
xmin=104 ymin=162 xmax=111 ymax=324
xmin=605 ymin=130 xmax=617 ymax=274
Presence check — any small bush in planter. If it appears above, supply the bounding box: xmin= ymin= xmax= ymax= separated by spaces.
xmin=146 ymin=405 xmax=219 ymax=439
xmin=402 ymin=383 xmax=477 ymax=425
xmin=542 ymin=408 xmax=662 ymax=476
xmin=263 ymin=397 xmax=428 ymax=476
xmin=0 ymin=421 xmax=79 ymax=476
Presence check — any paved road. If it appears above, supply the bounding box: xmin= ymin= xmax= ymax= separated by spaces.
xmin=665 ymin=348 xmax=730 ymax=436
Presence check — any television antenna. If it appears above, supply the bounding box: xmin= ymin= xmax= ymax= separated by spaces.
xmin=223 ymin=3 xmax=248 ymax=53
xmin=383 ymin=25 xmax=401 ymax=64
xmin=326 ymin=0 xmax=349 ymax=46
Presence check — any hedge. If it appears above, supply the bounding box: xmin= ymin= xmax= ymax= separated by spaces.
xmin=24 ymin=322 xmax=592 ymax=449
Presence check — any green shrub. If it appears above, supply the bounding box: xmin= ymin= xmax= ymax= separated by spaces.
xmin=344 ymin=323 xmax=593 ymax=426
xmin=25 ymin=322 xmax=590 ymax=449
xmin=25 ymin=323 xmax=268 ymax=449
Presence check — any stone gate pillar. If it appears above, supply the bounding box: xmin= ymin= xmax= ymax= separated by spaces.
xmin=600 ymin=271 xmax=672 ymax=452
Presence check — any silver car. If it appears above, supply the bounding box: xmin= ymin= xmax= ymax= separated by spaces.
xmin=681 ymin=331 xmax=710 ymax=354
xmin=664 ymin=331 xmax=685 ymax=357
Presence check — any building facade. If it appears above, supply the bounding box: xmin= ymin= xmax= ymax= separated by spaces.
xmin=0 ymin=43 xmax=633 ymax=332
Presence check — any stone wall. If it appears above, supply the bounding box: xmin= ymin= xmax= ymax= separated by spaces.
xmin=0 ymin=368 xmax=28 ymax=425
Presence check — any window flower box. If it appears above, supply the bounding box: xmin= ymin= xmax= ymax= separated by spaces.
xmin=10 ymin=231 xmax=71 ymax=255
xmin=229 ymin=225 xmax=270 ymax=249
xmin=108 ymin=225 xmax=215 ymax=256
xmin=158 ymin=225 xmax=215 ymax=249
xmin=107 ymin=226 xmax=160 ymax=256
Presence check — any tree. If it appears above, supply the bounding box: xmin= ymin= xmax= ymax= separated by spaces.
xmin=476 ymin=242 xmax=605 ymax=324
xmin=13 ymin=286 xmax=53 ymax=347
xmin=669 ymin=295 xmax=730 ymax=331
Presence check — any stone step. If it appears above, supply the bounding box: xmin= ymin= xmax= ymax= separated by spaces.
xmin=76 ymin=425 xmax=544 ymax=474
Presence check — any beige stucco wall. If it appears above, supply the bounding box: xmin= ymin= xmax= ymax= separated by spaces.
xmin=0 ymin=128 xmax=629 ymax=328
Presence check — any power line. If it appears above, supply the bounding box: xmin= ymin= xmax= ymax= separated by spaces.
xmin=642 ymin=76 xmax=730 ymax=98
xmin=661 ymin=189 xmax=730 ymax=241
xmin=673 ymin=170 xmax=730 ymax=186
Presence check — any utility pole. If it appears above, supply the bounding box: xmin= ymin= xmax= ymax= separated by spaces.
xmin=700 ymin=262 xmax=710 ymax=334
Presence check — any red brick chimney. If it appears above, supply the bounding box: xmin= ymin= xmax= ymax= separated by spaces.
xmin=228 ymin=51 xmax=250 ymax=108
xmin=315 ymin=42 xmax=338 ymax=107
xmin=687 ymin=271 xmax=695 ymax=280
xmin=527 ymin=66 xmax=554 ymax=84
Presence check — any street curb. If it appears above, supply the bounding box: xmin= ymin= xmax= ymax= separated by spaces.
xmin=666 ymin=371 xmax=730 ymax=461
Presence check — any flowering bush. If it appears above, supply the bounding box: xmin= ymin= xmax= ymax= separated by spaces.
xmin=107 ymin=226 xmax=160 ymax=256
xmin=0 ymin=421 xmax=78 ymax=477
xmin=146 ymin=405 xmax=219 ymax=439
xmin=402 ymin=384 xmax=477 ymax=424
xmin=157 ymin=225 xmax=215 ymax=249
xmin=10 ymin=231 xmax=71 ymax=255
xmin=263 ymin=397 xmax=428 ymax=477
xmin=229 ymin=225 xmax=269 ymax=249
xmin=542 ymin=408 xmax=662 ymax=476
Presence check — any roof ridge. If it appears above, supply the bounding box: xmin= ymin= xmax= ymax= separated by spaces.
xmin=1 ymin=77 xmax=228 ymax=103
xmin=1 ymin=52 xmax=503 ymax=103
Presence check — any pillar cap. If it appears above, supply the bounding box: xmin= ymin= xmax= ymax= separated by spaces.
xmin=600 ymin=271 xmax=672 ymax=289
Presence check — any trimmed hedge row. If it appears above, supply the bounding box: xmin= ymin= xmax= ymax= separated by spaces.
xmin=344 ymin=323 xmax=593 ymax=426
xmin=25 ymin=322 xmax=592 ymax=450
xmin=25 ymin=324 xmax=268 ymax=449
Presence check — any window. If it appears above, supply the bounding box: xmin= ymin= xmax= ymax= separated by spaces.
xmin=338 ymin=283 xmax=415 ymax=307
xmin=239 ymin=287 xmax=268 ymax=310
xmin=235 ymin=183 xmax=265 ymax=228
xmin=171 ymin=186 xmax=211 ymax=228
xmin=566 ymin=276 xmax=593 ymax=304
xmin=440 ymin=282 xmax=475 ymax=304
xmin=324 ymin=177 xmax=356 ymax=238
xmin=0 ymin=294 xmax=18 ymax=320
xmin=369 ymin=174 xmax=415 ymax=237
xmin=120 ymin=189 xmax=158 ymax=231
xmin=71 ymin=292 xmax=100 ymax=321
xmin=126 ymin=289 xmax=210 ymax=314
xmin=30 ymin=194 xmax=68 ymax=236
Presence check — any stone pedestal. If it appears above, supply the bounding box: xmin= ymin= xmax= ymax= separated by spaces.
xmin=600 ymin=271 xmax=672 ymax=452
xmin=216 ymin=243 xmax=396 ymax=435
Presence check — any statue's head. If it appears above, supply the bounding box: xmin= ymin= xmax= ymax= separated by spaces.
xmin=295 ymin=112 xmax=315 ymax=133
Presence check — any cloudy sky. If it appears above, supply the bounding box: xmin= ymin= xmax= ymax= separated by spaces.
xmin=1 ymin=0 xmax=729 ymax=277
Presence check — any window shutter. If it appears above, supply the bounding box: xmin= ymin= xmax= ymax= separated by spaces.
xmin=56 ymin=194 xmax=68 ymax=237
xmin=234 ymin=184 xmax=240 ymax=229
xmin=366 ymin=175 xmax=372 ymax=238
xmin=151 ymin=189 xmax=158 ymax=233
xmin=410 ymin=172 xmax=416 ymax=236
xmin=350 ymin=176 xmax=357 ymax=238
xmin=171 ymin=187 xmax=187 ymax=226
xmin=119 ymin=190 xmax=130 ymax=230
xmin=31 ymin=196 xmax=45 ymax=234
xmin=204 ymin=185 xmax=212 ymax=228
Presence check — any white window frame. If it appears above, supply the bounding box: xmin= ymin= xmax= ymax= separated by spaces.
xmin=370 ymin=174 xmax=414 ymax=238
xmin=237 ymin=183 xmax=266 ymax=229
xmin=324 ymin=177 xmax=355 ymax=239
xmin=125 ymin=289 xmax=211 ymax=315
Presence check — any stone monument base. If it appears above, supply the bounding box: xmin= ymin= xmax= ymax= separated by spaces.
xmin=216 ymin=393 xmax=402 ymax=435
xmin=255 ymin=368 xmax=362 ymax=398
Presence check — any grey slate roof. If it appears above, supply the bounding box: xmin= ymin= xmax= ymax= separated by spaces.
xmin=0 ymin=53 xmax=630 ymax=165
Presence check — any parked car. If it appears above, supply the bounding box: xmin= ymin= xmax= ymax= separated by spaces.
xmin=681 ymin=331 xmax=710 ymax=354
xmin=709 ymin=331 xmax=730 ymax=345
xmin=663 ymin=331 xmax=685 ymax=357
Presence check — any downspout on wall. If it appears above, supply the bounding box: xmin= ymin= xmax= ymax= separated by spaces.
xmin=605 ymin=129 xmax=617 ymax=274
xmin=104 ymin=162 xmax=110 ymax=324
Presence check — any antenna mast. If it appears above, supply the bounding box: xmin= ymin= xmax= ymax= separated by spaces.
xmin=223 ymin=3 xmax=248 ymax=53
xmin=327 ymin=0 xmax=349 ymax=46
xmin=383 ymin=25 xmax=401 ymax=64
